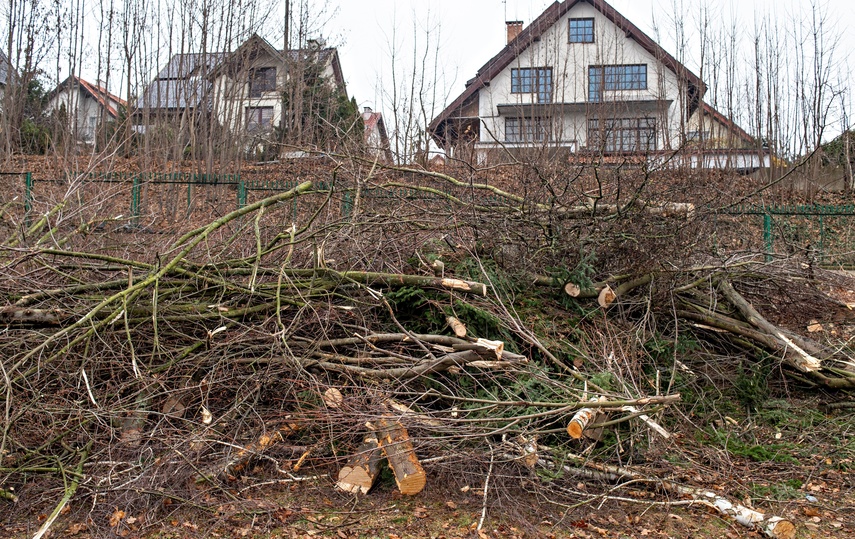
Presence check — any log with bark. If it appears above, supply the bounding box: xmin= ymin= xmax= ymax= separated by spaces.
xmin=542 ymin=267 xmax=855 ymax=390
xmin=567 ymin=397 xmax=606 ymax=439
xmin=366 ymin=418 xmax=426 ymax=495
xmin=336 ymin=436 xmax=383 ymax=494
xmin=673 ymin=275 xmax=855 ymax=389
xmin=446 ymin=316 xmax=467 ymax=338
xmin=0 ymin=306 xmax=68 ymax=326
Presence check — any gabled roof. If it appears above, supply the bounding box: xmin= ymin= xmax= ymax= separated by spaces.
xmin=155 ymin=52 xmax=227 ymax=80
xmin=429 ymin=0 xmax=706 ymax=138
xmin=48 ymin=76 xmax=127 ymax=118
xmin=135 ymin=52 xmax=226 ymax=111
xmin=135 ymin=36 xmax=346 ymax=113
xmin=209 ymin=34 xmax=285 ymax=78
xmin=362 ymin=108 xmax=393 ymax=162
xmin=701 ymin=102 xmax=753 ymax=145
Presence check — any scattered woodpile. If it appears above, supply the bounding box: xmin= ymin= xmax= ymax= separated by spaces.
xmin=0 ymin=168 xmax=850 ymax=539
xmin=553 ymin=269 xmax=855 ymax=390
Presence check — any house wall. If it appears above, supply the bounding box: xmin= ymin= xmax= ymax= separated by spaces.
xmin=46 ymin=87 xmax=111 ymax=142
xmin=685 ymin=108 xmax=752 ymax=149
xmin=476 ymin=2 xmax=687 ymax=151
xmin=212 ymin=52 xmax=286 ymax=135
xmin=365 ymin=124 xmax=385 ymax=155
xmin=365 ymin=120 xmax=392 ymax=162
xmin=212 ymin=51 xmax=339 ymax=136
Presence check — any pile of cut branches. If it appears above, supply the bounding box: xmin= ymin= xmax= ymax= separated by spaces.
xmin=2 ymin=168 xmax=849 ymax=539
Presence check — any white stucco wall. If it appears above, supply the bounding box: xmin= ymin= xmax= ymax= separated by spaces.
xmin=46 ymin=86 xmax=118 ymax=142
xmin=477 ymin=2 xmax=688 ymax=151
xmin=686 ymin=107 xmax=753 ymax=149
xmin=212 ymin=51 xmax=339 ymax=136
xmin=212 ymin=56 xmax=285 ymax=135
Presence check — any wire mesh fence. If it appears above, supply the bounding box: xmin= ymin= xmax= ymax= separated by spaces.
xmin=5 ymin=169 xmax=855 ymax=266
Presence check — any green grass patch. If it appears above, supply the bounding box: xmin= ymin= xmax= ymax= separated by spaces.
xmin=704 ymin=429 xmax=801 ymax=464
xmin=751 ymin=479 xmax=804 ymax=500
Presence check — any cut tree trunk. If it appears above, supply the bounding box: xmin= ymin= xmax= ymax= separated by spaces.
xmin=567 ymin=397 xmax=606 ymax=439
xmin=0 ymin=307 xmax=68 ymax=326
xmin=452 ymin=338 xmax=504 ymax=359
xmin=367 ymin=418 xmax=426 ymax=495
xmin=336 ymin=436 xmax=383 ymax=494
xmin=564 ymin=282 xmax=582 ymax=297
xmin=718 ymin=279 xmax=822 ymax=372
xmin=446 ymin=316 xmax=467 ymax=338
xmin=598 ymin=286 xmax=617 ymax=308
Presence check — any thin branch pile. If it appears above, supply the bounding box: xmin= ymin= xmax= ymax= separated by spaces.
xmin=0 ymin=169 xmax=843 ymax=538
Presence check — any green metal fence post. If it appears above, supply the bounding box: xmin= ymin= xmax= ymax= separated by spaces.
xmin=237 ymin=179 xmax=246 ymax=209
xmin=342 ymin=191 xmax=352 ymax=218
xmin=131 ymin=175 xmax=141 ymax=222
xmin=763 ymin=213 xmax=773 ymax=262
xmin=818 ymin=214 xmax=825 ymax=264
xmin=24 ymin=172 xmax=33 ymax=228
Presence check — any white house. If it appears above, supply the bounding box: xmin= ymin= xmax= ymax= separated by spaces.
xmin=135 ymin=34 xmax=346 ymax=141
xmin=46 ymin=76 xmax=126 ymax=142
xmin=429 ymin=0 xmax=767 ymax=170
xmin=0 ymin=50 xmax=14 ymax=110
xmin=361 ymin=107 xmax=393 ymax=163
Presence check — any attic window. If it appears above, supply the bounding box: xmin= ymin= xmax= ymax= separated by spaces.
xmin=569 ymin=18 xmax=594 ymax=43
xmin=249 ymin=67 xmax=276 ymax=97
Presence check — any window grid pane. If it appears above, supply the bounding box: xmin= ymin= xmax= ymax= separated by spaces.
xmin=511 ymin=67 xmax=552 ymax=103
xmin=588 ymin=65 xmax=647 ymax=101
xmin=569 ymin=18 xmax=594 ymax=43
xmin=249 ymin=67 xmax=276 ymax=97
xmin=506 ymin=117 xmax=550 ymax=143
xmin=247 ymin=106 xmax=274 ymax=132
xmin=587 ymin=117 xmax=656 ymax=152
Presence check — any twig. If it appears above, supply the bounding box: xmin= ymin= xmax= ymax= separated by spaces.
xmin=477 ymin=444 xmax=494 ymax=533
xmin=31 ymin=441 xmax=91 ymax=539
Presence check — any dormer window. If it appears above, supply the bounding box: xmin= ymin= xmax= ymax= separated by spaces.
xmin=249 ymin=67 xmax=276 ymax=97
xmin=569 ymin=18 xmax=594 ymax=43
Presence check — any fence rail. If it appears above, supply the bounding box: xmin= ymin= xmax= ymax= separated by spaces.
xmin=716 ymin=204 xmax=855 ymax=265
xmin=721 ymin=203 xmax=855 ymax=216
xmin=5 ymin=171 xmax=855 ymax=265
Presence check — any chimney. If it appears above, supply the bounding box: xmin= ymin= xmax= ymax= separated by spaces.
xmin=506 ymin=21 xmax=523 ymax=44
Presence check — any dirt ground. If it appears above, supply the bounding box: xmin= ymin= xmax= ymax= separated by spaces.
xmin=2 ymin=156 xmax=855 ymax=539
xmin=3 ymin=399 xmax=853 ymax=539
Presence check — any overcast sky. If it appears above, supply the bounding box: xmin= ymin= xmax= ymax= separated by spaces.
xmin=325 ymin=0 xmax=853 ymax=136
xmin=10 ymin=0 xmax=850 ymax=143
